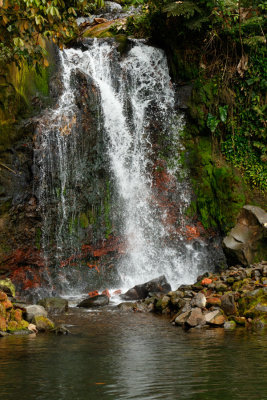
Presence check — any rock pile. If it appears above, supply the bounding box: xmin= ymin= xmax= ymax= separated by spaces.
xmin=118 ymin=262 xmax=267 ymax=331
xmin=0 ymin=280 xmax=69 ymax=336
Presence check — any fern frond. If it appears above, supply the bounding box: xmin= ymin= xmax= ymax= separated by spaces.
xmin=163 ymin=1 xmax=202 ymax=19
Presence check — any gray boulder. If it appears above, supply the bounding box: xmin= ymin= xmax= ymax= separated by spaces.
xmin=223 ymin=205 xmax=267 ymax=266
xmin=190 ymin=292 xmax=206 ymax=308
xmin=121 ymin=275 xmax=171 ymax=301
xmin=25 ymin=305 xmax=48 ymax=322
xmin=77 ymin=294 xmax=109 ymax=308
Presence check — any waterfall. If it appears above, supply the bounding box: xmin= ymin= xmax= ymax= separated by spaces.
xmin=35 ymin=39 xmax=215 ymax=293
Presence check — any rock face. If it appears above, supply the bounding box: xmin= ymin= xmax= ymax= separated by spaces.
xmin=77 ymin=294 xmax=109 ymax=308
xmin=223 ymin=205 xmax=267 ymax=266
xmin=121 ymin=276 xmax=171 ymax=301
xmin=38 ymin=297 xmax=68 ymax=314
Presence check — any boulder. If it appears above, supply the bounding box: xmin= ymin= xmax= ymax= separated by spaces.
xmin=121 ymin=275 xmax=171 ymax=301
xmin=175 ymin=311 xmax=190 ymax=326
xmin=77 ymin=294 xmax=109 ymax=308
xmin=205 ymin=310 xmax=221 ymax=324
xmin=190 ymin=292 xmax=206 ymax=308
xmin=206 ymin=297 xmax=222 ymax=308
xmin=223 ymin=205 xmax=267 ymax=266
xmin=224 ymin=321 xmax=236 ymax=330
xmin=33 ymin=316 xmax=55 ymax=332
xmin=185 ymin=308 xmax=206 ymax=328
xmin=25 ymin=305 xmax=48 ymax=322
xmin=155 ymin=295 xmax=170 ymax=311
xmin=38 ymin=297 xmax=68 ymax=314
xmin=221 ymin=293 xmax=237 ymax=316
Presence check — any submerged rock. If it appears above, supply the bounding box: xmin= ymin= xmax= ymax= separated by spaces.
xmin=77 ymin=294 xmax=109 ymax=308
xmin=121 ymin=276 xmax=171 ymax=301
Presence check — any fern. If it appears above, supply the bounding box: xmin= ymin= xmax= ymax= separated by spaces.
xmin=163 ymin=1 xmax=202 ymax=19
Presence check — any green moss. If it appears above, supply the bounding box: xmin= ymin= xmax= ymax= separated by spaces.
xmin=238 ymin=288 xmax=267 ymax=317
xmin=115 ymin=34 xmax=128 ymax=55
xmin=184 ymin=137 xmax=245 ymax=232
xmin=35 ymin=228 xmax=42 ymax=250
xmin=33 ymin=315 xmax=55 ymax=331
xmin=79 ymin=212 xmax=89 ymax=229
xmin=0 ymin=279 xmax=16 ymax=297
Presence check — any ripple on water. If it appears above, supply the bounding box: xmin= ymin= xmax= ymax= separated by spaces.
xmin=0 ymin=310 xmax=266 ymax=400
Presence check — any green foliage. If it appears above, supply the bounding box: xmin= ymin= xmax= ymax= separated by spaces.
xmin=0 ymin=0 xmax=101 ymax=69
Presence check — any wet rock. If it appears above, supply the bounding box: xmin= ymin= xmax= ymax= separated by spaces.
xmin=0 ymin=279 xmax=16 ymax=297
xmin=190 ymin=292 xmax=206 ymax=308
xmin=25 ymin=305 xmax=48 ymax=322
xmin=221 ymin=293 xmax=237 ymax=316
xmin=206 ymin=297 xmax=222 ymax=308
xmin=169 ymin=291 xmax=184 ymax=307
xmin=175 ymin=84 xmax=193 ymax=110
xmin=77 ymin=294 xmax=109 ymax=308
xmin=28 ymin=323 xmax=38 ymax=333
xmin=0 ymin=331 xmax=10 ymax=337
xmin=232 ymin=316 xmax=246 ymax=326
xmin=103 ymin=1 xmax=122 ymax=13
xmin=33 ymin=316 xmax=55 ymax=332
xmin=224 ymin=321 xmax=236 ymax=330
xmin=205 ymin=310 xmax=221 ymax=324
xmin=38 ymin=297 xmax=68 ymax=314
xmin=175 ymin=311 xmax=190 ymax=326
xmin=223 ymin=205 xmax=267 ymax=266
xmin=121 ymin=276 xmax=171 ymax=301
xmin=185 ymin=308 xmax=206 ymax=328
xmin=252 ymin=318 xmax=266 ymax=330
xmin=211 ymin=315 xmax=226 ymax=325
xmin=214 ymin=282 xmax=228 ymax=293
xmin=117 ymin=302 xmax=136 ymax=312
xmin=155 ymin=295 xmax=170 ymax=312
xmin=53 ymin=324 xmax=70 ymax=335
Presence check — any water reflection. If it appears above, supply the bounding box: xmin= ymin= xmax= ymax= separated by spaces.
xmin=0 ymin=310 xmax=266 ymax=400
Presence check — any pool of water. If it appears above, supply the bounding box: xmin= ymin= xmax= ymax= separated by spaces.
xmin=0 ymin=308 xmax=266 ymax=400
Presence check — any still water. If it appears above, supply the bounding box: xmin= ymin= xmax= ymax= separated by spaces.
xmin=0 ymin=308 xmax=266 ymax=400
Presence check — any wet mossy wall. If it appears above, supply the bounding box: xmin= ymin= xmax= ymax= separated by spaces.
xmin=165 ymin=45 xmax=266 ymax=234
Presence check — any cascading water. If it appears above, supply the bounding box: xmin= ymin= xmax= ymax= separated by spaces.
xmin=35 ymin=38 xmax=217 ymax=294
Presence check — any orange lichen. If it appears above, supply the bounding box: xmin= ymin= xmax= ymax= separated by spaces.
xmin=88 ymin=290 xmax=99 ymax=298
xmin=202 ymin=278 xmax=213 ymax=285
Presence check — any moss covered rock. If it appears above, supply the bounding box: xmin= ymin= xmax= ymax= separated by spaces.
xmin=0 ymin=279 xmax=16 ymax=297
xmin=33 ymin=315 xmax=55 ymax=332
